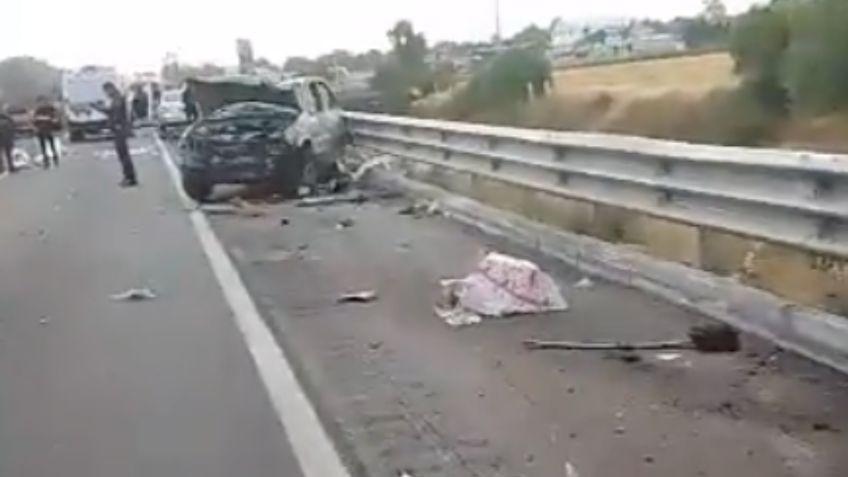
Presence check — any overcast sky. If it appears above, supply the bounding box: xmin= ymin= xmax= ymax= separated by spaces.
xmin=3 ymin=0 xmax=763 ymax=73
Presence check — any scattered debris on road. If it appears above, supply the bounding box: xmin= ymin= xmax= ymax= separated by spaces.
xmin=337 ymin=290 xmax=378 ymax=304
xmin=253 ymin=249 xmax=295 ymax=263
xmin=434 ymin=306 xmax=483 ymax=327
xmin=111 ymin=288 xmax=157 ymax=302
xmin=524 ymin=323 xmax=740 ymax=353
xmin=201 ymin=198 xmax=265 ymax=218
xmin=655 ymin=352 xmax=683 ymax=362
xmin=608 ymin=352 xmax=643 ymax=364
xmin=812 ymin=421 xmax=839 ymax=433
xmin=349 ymin=155 xmax=392 ymax=182
xmin=336 ymin=218 xmax=356 ymax=229
xmin=574 ymin=277 xmax=595 ymax=289
xmin=296 ymin=191 xmax=368 ymax=208
xmin=279 ymin=218 xmax=290 ymax=226
xmin=436 ymin=252 xmax=568 ymax=327
xmin=398 ymin=200 xmax=442 ymax=218
xmin=39 ymin=316 xmax=50 ymax=326
xmin=564 ymin=461 xmax=580 ymax=477
xmin=689 ymin=323 xmax=741 ymax=352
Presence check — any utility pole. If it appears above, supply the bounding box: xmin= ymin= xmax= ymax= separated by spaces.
xmin=495 ymin=0 xmax=502 ymax=46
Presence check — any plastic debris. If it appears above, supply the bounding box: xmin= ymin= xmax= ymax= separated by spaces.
xmin=565 ymin=461 xmax=580 ymax=477
xmin=111 ymin=288 xmax=157 ymax=302
xmin=440 ymin=252 xmax=569 ymax=319
xmin=655 ymin=352 xmax=683 ymax=362
xmin=296 ymin=192 xmax=368 ymax=208
xmin=336 ymin=218 xmax=356 ymax=229
xmin=337 ymin=290 xmax=378 ymax=304
xmin=435 ymin=307 xmax=483 ymax=327
xmin=574 ymin=277 xmax=595 ymax=289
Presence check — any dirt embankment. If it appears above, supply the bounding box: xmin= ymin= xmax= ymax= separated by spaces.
xmin=416 ymin=52 xmax=848 ymax=152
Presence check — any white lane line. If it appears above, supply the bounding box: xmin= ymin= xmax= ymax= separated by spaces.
xmin=154 ymin=136 xmax=351 ymax=477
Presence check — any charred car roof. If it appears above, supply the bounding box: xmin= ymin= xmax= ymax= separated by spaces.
xmin=187 ymin=75 xmax=301 ymax=116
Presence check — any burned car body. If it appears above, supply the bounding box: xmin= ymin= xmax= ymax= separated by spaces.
xmin=178 ymin=76 xmax=346 ymax=201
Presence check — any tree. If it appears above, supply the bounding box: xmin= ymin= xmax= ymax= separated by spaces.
xmin=783 ymin=0 xmax=848 ymax=112
xmin=680 ymin=17 xmax=729 ymax=48
xmin=283 ymin=56 xmax=323 ymax=76
xmin=702 ymin=0 xmax=729 ymax=24
xmin=160 ymin=61 xmax=226 ymax=85
xmin=0 ymin=57 xmax=61 ymax=107
xmin=730 ymin=4 xmax=790 ymax=113
xmin=387 ymin=20 xmax=428 ymax=69
xmin=459 ymin=48 xmax=552 ymax=115
xmin=371 ymin=20 xmax=433 ymax=112
xmin=509 ymin=24 xmax=551 ymax=50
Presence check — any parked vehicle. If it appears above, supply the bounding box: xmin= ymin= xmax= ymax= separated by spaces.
xmin=62 ymin=66 xmax=119 ymax=141
xmin=177 ymin=76 xmax=346 ymax=202
xmin=157 ymin=88 xmax=189 ymax=139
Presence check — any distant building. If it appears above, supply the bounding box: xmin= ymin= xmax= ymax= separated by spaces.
xmin=549 ymin=17 xmax=684 ymax=60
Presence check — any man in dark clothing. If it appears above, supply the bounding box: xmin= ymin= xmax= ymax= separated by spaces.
xmin=0 ymin=106 xmax=16 ymax=174
xmin=182 ymin=86 xmax=198 ymax=122
xmin=150 ymin=83 xmax=162 ymax=119
xmin=131 ymin=85 xmax=149 ymax=123
xmin=101 ymin=82 xmax=138 ymax=187
xmin=33 ymin=96 xmax=60 ymax=168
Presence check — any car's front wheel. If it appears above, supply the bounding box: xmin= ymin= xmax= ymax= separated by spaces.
xmin=182 ymin=172 xmax=212 ymax=202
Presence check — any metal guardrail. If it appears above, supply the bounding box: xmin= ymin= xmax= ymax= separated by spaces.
xmin=345 ymin=112 xmax=848 ymax=257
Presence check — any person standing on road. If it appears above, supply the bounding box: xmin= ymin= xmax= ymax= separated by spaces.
xmin=101 ymin=82 xmax=138 ymax=187
xmin=0 ymin=105 xmax=17 ymax=174
xmin=131 ymin=85 xmax=149 ymax=124
xmin=151 ymin=83 xmax=162 ymax=119
xmin=182 ymin=85 xmax=198 ymax=122
xmin=33 ymin=96 xmax=60 ymax=169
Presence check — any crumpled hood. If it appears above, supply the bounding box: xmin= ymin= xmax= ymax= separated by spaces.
xmin=186 ymin=75 xmax=300 ymax=116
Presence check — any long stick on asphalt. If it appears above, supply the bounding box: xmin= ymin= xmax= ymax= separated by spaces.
xmin=523 ymin=339 xmax=694 ymax=351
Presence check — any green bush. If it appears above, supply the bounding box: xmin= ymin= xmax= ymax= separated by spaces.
xmin=729 ymin=4 xmax=790 ymax=114
xmin=783 ymin=0 xmax=848 ymax=113
xmin=731 ymin=0 xmax=848 ymax=115
xmin=458 ymin=49 xmax=552 ymax=115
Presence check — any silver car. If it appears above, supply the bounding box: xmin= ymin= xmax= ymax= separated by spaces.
xmin=178 ymin=76 xmax=347 ymax=202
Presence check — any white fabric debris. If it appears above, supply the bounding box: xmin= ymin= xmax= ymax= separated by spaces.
xmin=439 ymin=252 xmax=568 ymax=322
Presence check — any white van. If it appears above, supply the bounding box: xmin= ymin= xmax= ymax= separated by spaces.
xmin=62 ymin=66 xmax=119 ymax=141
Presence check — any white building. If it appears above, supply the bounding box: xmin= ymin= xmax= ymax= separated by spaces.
xmin=550 ymin=18 xmax=686 ymax=60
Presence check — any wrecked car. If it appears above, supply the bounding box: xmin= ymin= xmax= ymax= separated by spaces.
xmin=177 ymin=76 xmax=346 ymax=201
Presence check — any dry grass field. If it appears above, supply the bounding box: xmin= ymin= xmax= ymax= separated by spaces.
xmin=552 ymin=52 xmax=737 ymax=98
xmin=416 ymin=51 xmax=848 ymax=151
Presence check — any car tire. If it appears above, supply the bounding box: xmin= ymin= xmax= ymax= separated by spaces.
xmin=182 ymin=172 xmax=212 ymax=202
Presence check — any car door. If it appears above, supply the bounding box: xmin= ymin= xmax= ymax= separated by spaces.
xmin=314 ymin=81 xmax=345 ymax=155
xmin=305 ymin=80 xmax=333 ymax=158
